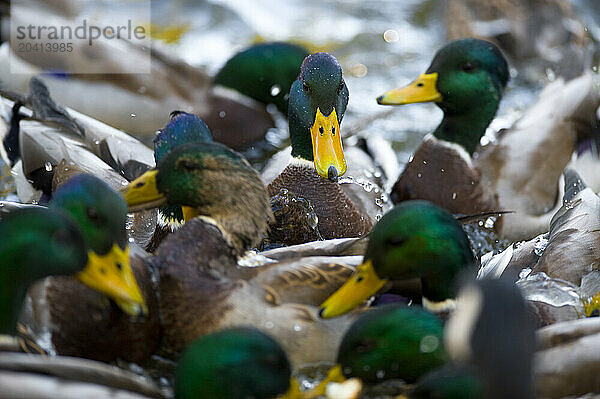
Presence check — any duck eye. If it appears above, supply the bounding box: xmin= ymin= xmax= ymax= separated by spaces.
xmin=462 ymin=62 xmax=475 ymax=73
xmin=52 ymin=228 xmax=72 ymax=246
xmin=86 ymin=206 xmax=101 ymax=225
xmin=387 ymin=236 xmax=406 ymax=247
xmin=177 ymin=159 xmax=200 ymax=172
xmin=302 ymin=82 xmax=311 ymax=93
xmin=355 ymin=338 xmax=376 ymax=353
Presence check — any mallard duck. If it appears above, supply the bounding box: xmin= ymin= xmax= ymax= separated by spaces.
xmin=407 ymin=278 xmax=535 ymax=399
xmin=122 ymin=141 xmax=360 ymax=367
xmin=3 ymin=3 xmax=308 ymax=149
xmin=0 ymin=202 xmax=146 ymax=336
xmin=175 ymin=327 xmax=302 ymax=399
xmin=319 ymin=200 xmax=477 ymax=319
xmin=306 ymin=304 xmax=447 ymax=398
xmin=14 ymin=173 xmax=159 ymax=363
xmin=145 ymin=110 xmax=214 ymax=251
xmin=265 ymin=52 xmax=389 ymax=243
xmin=377 ymin=38 xmax=600 ymax=241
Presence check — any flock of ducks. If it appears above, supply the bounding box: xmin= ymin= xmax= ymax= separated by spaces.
xmin=1 ymin=9 xmax=600 ymax=399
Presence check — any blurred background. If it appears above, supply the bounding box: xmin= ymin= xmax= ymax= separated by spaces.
xmin=0 ymin=0 xmax=599 ymax=182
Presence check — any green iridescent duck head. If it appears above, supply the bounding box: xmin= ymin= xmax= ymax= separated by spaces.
xmin=0 ymin=208 xmax=86 ymax=334
xmin=320 ymin=201 xmax=476 ymax=318
xmin=214 ymin=42 xmax=309 ymax=115
xmin=175 ymin=327 xmax=302 ymax=399
xmin=122 ymin=141 xmax=271 ymax=255
xmin=154 ymin=111 xmax=213 ymax=225
xmin=378 ymin=38 xmax=509 ymax=154
xmin=154 ymin=111 xmax=213 ymax=162
xmin=339 ymin=304 xmax=446 ymax=383
xmin=288 ymin=52 xmax=349 ymax=180
xmin=50 ymin=173 xmax=147 ymax=316
xmin=408 ymin=365 xmax=484 ymax=399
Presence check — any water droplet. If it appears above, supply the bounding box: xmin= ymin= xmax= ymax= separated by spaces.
xmin=452 ymin=192 xmax=457 ymax=199
xmin=270 ymin=85 xmax=281 ymax=96
xmin=293 ymin=324 xmax=302 ymax=332
xmin=519 ymin=268 xmax=532 ymax=279
xmin=408 ymin=155 xmax=414 ymax=163
xmin=130 ymin=113 xmax=137 ymax=118
xmin=422 ymin=160 xmax=427 ymax=165
xmin=219 ymin=111 xmax=226 ymax=118
xmin=44 ymin=162 xmax=53 ymax=172
xmin=440 ymin=168 xmax=445 ymax=173
xmin=420 ymin=335 xmax=439 ymax=353
xmin=484 ymin=217 xmax=494 ymax=229
xmin=417 ymin=173 xmax=422 ymax=178
xmin=128 ymin=237 xmax=135 ymax=243
xmin=383 ymin=29 xmax=399 ymax=43
xmin=350 ymin=63 xmax=368 ymax=78
xmin=533 ymin=237 xmax=548 ymax=256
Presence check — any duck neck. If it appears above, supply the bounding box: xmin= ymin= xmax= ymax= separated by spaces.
xmin=434 ymin=101 xmax=498 ymax=155
xmin=198 ymin=193 xmax=272 ymax=258
xmin=0 ymin=252 xmax=59 ymax=334
xmin=289 ymin=105 xmax=314 ymax=162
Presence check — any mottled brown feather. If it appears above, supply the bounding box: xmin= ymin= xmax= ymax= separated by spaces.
xmin=391 ymin=136 xmax=498 ymax=216
xmin=150 ymin=218 xmax=360 ymax=366
xmin=267 ymin=164 xmax=372 ymax=239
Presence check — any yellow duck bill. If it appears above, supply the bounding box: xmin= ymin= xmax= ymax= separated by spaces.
xmin=310 ymin=107 xmax=347 ymax=180
xmin=377 ymin=72 xmax=442 ymax=105
xmin=77 ymin=245 xmax=148 ymax=316
xmin=121 ymin=169 xmax=166 ymax=211
xmin=319 ymin=260 xmax=387 ymax=319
